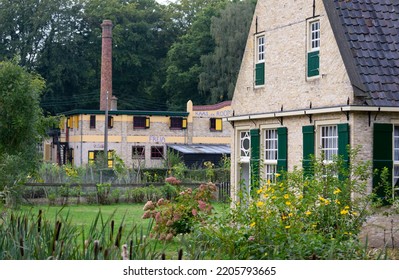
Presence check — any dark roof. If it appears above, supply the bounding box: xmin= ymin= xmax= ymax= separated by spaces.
xmin=61 ymin=109 xmax=189 ymax=117
xmin=324 ymin=0 xmax=399 ymax=106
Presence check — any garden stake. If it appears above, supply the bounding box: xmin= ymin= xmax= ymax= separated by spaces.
xmin=19 ymin=235 xmax=24 ymax=257
xmin=37 ymin=209 xmax=42 ymax=233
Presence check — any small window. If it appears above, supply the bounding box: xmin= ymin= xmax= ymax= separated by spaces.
xmin=307 ymin=20 xmax=320 ymax=78
xmin=240 ymin=130 xmax=251 ymax=161
xmin=151 ymin=146 xmax=164 ymax=159
xmin=108 ymin=116 xmax=114 ymax=129
xmin=134 ymin=116 xmax=150 ymax=129
xmin=210 ymin=118 xmax=222 ymax=131
xmin=88 ymin=150 xmax=114 ymax=167
xmin=320 ymin=125 xmax=338 ymax=163
xmin=264 ymin=129 xmax=278 ymax=182
xmin=132 ymin=146 xmax=145 ymax=159
xmin=170 ymin=117 xmax=187 ymax=130
xmin=310 ymin=21 xmax=320 ymax=51
xmin=255 ymin=35 xmax=265 ymax=86
xmin=90 ymin=115 xmax=96 ymax=129
xmin=67 ymin=117 xmax=72 ymax=128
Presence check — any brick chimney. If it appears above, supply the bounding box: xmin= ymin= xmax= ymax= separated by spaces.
xmin=100 ymin=20 xmax=113 ymax=111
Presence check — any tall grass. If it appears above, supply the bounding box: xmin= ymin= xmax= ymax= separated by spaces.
xmin=0 ymin=207 xmax=168 ymax=260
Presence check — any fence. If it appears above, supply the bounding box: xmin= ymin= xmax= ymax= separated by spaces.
xmin=22 ymin=181 xmax=231 ymax=204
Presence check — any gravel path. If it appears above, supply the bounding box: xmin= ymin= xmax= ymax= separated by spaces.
xmin=359 ymin=210 xmax=399 ymax=248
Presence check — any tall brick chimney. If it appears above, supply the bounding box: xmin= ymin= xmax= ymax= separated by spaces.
xmin=100 ymin=20 xmax=113 ymax=111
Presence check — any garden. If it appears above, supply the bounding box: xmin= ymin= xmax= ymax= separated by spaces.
xmin=1 ymin=149 xmax=399 ymax=260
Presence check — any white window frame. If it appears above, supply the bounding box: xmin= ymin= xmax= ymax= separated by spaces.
xmin=263 ymin=128 xmax=278 ymax=182
xmin=309 ymin=20 xmax=320 ymax=52
xmin=319 ymin=125 xmax=338 ymax=163
xmin=239 ymin=130 xmax=251 ymax=163
xmin=256 ymin=35 xmax=265 ymax=63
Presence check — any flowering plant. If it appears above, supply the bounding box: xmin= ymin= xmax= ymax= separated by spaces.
xmin=142 ymin=182 xmax=216 ymax=241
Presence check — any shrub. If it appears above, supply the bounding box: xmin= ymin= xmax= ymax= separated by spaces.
xmin=185 ymin=148 xmax=375 ymax=260
xmin=142 ymin=182 xmax=216 ymax=241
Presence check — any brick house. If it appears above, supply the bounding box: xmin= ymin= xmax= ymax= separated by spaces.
xmin=227 ymin=0 xmax=399 ymax=200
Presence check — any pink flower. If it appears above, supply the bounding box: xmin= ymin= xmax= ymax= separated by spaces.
xmin=173 ymin=213 xmax=181 ymax=222
xmin=166 ymin=220 xmax=174 ymax=226
xmin=248 ymin=236 xmax=255 ymax=242
xmin=198 ymin=200 xmax=207 ymax=211
xmin=157 ymin=198 xmax=165 ymax=206
xmin=142 ymin=211 xmax=152 ymax=219
xmin=155 ymin=212 xmax=162 ymax=223
xmin=192 ymin=209 xmax=198 ymax=216
xmin=143 ymin=201 xmax=155 ymax=211
xmin=165 ymin=176 xmax=181 ymax=185
xmin=165 ymin=233 xmax=174 ymax=241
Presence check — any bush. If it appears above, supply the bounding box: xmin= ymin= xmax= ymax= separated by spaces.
xmin=142 ymin=182 xmax=217 ymax=241
xmin=184 ymin=149 xmax=375 ymax=260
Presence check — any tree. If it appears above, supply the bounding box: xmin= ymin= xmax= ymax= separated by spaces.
xmin=164 ymin=0 xmax=228 ymax=110
xmin=0 ymin=59 xmax=53 ymax=206
xmin=199 ymin=0 xmax=256 ymax=103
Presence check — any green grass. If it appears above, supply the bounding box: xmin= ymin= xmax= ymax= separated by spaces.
xmin=1 ymin=202 xmax=230 ymax=259
xmin=17 ymin=203 xmax=151 ymax=236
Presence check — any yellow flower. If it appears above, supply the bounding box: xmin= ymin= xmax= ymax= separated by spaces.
xmin=340 ymin=209 xmax=349 ymax=215
xmin=257 ymin=189 xmax=263 ymax=194
xmin=272 ymin=196 xmax=277 ymax=200
xmin=335 ymin=199 xmax=341 ymax=205
xmin=288 ymin=213 xmax=293 ymax=217
xmin=305 ymin=210 xmax=312 ymax=216
xmin=344 ymin=206 xmax=350 ymax=210
xmin=263 ymin=193 xmax=269 ymax=199
xmin=352 ymin=211 xmax=359 ymax=216
xmin=285 ymin=225 xmax=291 ymax=229
xmin=282 ymin=215 xmax=287 ymax=220
xmin=285 ymin=201 xmax=291 ymax=206
xmin=250 ymin=222 xmax=256 ymax=228
xmin=284 ymin=194 xmax=289 ymax=199
xmin=256 ymin=201 xmax=264 ymax=208
xmin=298 ymin=195 xmax=303 ymax=200
xmin=275 ymin=173 xmax=281 ymax=178
xmin=333 ymin=188 xmax=341 ymax=195
xmin=267 ymin=179 xmax=271 ymax=185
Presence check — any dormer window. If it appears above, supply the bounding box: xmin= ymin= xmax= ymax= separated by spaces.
xmin=307 ymin=19 xmax=320 ymax=78
xmin=255 ymin=34 xmax=265 ymax=86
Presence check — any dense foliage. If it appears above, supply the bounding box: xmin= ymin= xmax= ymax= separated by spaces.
xmin=0 ymin=0 xmax=256 ymax=114
xmin=0 ymin=60 xmax=56 ymax=206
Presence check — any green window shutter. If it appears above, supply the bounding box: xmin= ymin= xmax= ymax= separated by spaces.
xmin=338 ymin=123 xmax=350 ymax=163
xmin=277 ymin=127 xmax=288 ymax=173
xmin=373 ymin=123 xmax=393 ymax=200
xmin=338 ymin=123 xmax=350 ymax=182
xmin=255 ymin=62 xmax=265 ymax=85
xmin=302 ymin=125 xmax=315 ymax=177
xmin=250 ymin=129 xmax=260 ymax=188
xmin=307 ymin=50 xmax=319 ymax=77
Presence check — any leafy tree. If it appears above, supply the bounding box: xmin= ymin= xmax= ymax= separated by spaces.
xmin=0 ymin=59 xmax=54 ymax=206
xmin=164 ymin=0 xmax=228 ymax=110
xmin=199 ymin=0 xmax=256 ymax=103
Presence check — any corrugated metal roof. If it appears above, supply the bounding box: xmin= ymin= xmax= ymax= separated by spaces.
xmin=167 ymin=144 xmax=230 ymax=154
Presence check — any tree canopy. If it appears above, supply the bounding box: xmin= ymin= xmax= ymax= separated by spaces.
xmin=0 ymin=0 xmax=257 ymax=114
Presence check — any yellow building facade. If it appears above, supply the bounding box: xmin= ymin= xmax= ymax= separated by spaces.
xmin=45 ymin=100 xmax=232 ymax=168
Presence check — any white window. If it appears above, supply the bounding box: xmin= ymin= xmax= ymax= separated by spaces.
xmin=393 ymin=126 xmax=399 ymax=189
xmin=264 ymin=129 xmax=278 ymax=182
xmin=320 ymin=125 xmax=338 ymax=162
xmin=310 ymin=20 xmax=320 ymax=51
xmin=257 ymin=35 xmax=265 ymax=63
xmin=240 ymin=130 xmax=251 ymax=162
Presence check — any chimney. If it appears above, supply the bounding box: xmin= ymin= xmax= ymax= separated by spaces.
xmin=100 ymin=20 xmax=113 ymax=111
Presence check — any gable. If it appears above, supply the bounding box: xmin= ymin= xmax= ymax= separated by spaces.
xmin=232 ymin=0 xmax=353 ymax=116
